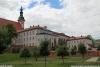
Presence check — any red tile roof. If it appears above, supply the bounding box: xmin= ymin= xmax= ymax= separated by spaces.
xmin=0 ymin=18 xmax=23 ymax=32
xmin=67 ymin=36 xmax=90 ymax=41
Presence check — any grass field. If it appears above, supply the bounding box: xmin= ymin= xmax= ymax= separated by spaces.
xmin=0 ymin=53 xmax=100 ymax=67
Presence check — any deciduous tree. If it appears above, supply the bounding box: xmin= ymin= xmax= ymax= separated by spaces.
xmin=56 ymin=45 xmax=68 ymax=64
xmin=20 ymin=47 xmax=31 ymax=64
xmin=40 ymin=40 xmax=49 ymax=67
xmin=32 ymin=47 xmax=40 ymax=61
xmin=78 ymin=43 xmax=87 ymax=58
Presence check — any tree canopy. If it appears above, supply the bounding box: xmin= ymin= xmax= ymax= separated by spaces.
xmin=78 ymin=43 xmax=87 ymax=58
xmin=40 ymin=40 xmax=49 ymax=56
xmin=32 ymin=47 xmax=40 ymax=61
xmin=0 ymin=24 xmax=17 ymax=53
xmin=87 ymin=35 xmax=96 ymax=47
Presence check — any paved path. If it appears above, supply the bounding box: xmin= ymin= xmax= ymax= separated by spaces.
xmin=86 ymin=57 xmax=99 ymax=62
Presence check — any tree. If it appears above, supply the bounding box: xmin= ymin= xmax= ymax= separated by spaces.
xmin=56 ymin=45 xmax=68 ymax=64
xmin=32 ymin=47 xmax=40 ymax=61
xmin=71 ymin=46 xmax=77 ymax=55
xmin=97 ymin=45 xmax=100 ymax=50
xmin=0 ymin=26 xmax=8 ymax=53
xmin=0 ymin=24 xmax=17 ymax=54
xmin=58 ymin=39 xmax=66 ymax=46
xmin=6 ymin=24 xmax=17 ymax=45
xmin=78 ymin=43 xmax=87 ymax=58
xmin=40 ymin=40 xmax=49 ymax=67
xmin=20 ymin=47 xmax=31 ymax=64
xmin=87 ymin=35 xmax=96 ymax=47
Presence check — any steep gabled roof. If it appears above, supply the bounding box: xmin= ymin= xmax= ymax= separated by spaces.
xmin=0 ymin=18 xmax=23 ymax=32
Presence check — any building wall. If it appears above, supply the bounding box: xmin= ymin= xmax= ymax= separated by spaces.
xmin=67 ymin=39 xmax=92 ymax=50
xmin=15 ymin=26 xmax=93 ymax=50
xmin=15 ymin=28 xmax=65 ymax=49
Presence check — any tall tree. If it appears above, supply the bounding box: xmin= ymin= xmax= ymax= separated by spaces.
xmin=20 ymin=47 xmax=31 ymax=64
xmin=6 ymin=24 xmax=17 ymax=45
xmin=97 ymin=45 xmax=100 ymax=50
xmin=78 ymin=43 xmax=87 ymax=58
xmin=0 ymin=26 xmax=8 ymax=53
xmin=56 ymin=45 xmax=68 ymax=64
xmin=32 ymin=47 xmax=40 ymax=61
xmin=0 ymin=24 xmax=17 ymax=54
xmin=71 ymin=46 xmax=77 ymax=55
xmin=40 ymin=40 xmax=49 ymax=67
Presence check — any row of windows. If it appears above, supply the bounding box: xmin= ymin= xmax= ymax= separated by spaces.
xmin=16 ymin=42 xmax=34 ymax=46
xmin=23 ymin=43 xmax=34 ymax=46
xmin=19 ymin=30 xmax=36 ymax=37
xmin=16 ymin=36 xmax=34 ymax=43
xmin=68 ymin=39 xmax=90 ymax=44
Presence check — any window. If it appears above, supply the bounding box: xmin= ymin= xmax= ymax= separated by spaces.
xmin=24 ymin=38 xmax=25 ymax=41
xmin=30 ymin=37 xmax=31 ymax=41
xmin=27 ymin=38 xmax=28 ymax=41
xmin=27 ymin=32 xmax=28 ymax=36
xmin=32 ymin=43 xmax=34 ymax=46
xmin=30 ymin=31 xmax=31 ymax=35
xmin=33 ymin=31 xmax=34 ymax=34
xmin=30 ymin=43 xmax=31 ymax=46
xmin=24 ymin=32 xmax=25 ymax=36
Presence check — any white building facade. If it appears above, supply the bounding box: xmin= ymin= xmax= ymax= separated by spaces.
xmin=15 ymin=25 xmax=68 ymax=49
xmin=15 ymin=25 xmax=93 ymax=50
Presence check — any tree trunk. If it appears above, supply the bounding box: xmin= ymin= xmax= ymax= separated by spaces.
xmin=62 ymin=56 xmax=64 ymax=64
xmin=36 ymin=57 xmax=38 ymax=61
xmin=82 ymin=54 xmax=85 ymax=62
xmin=45 ymin=56 xmax=46 ymax=67
xmin=82 ymin=54 xmax=85 ymax=59
xmin=25 ymin=57 xmax=26 ymax=64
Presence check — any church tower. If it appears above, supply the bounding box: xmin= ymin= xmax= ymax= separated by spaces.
xmin=18 ymin=6 xmax=25 ymax=29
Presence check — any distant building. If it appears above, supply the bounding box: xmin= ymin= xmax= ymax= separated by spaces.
xmin=67 ymin=36 xmax=93 ymax=50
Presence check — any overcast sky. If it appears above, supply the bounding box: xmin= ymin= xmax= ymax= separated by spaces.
xmin=0 ymin=0 xmax=100 ymax=39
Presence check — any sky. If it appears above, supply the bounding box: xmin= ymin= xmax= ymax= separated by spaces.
xmin=0 ymin=0 xmax=100 ymax=39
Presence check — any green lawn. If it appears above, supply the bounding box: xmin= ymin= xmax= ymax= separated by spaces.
xmin=97 ymin=57 xmax=100 ymax=61
xmin=0 ymin=53 xmax=100 ymax=67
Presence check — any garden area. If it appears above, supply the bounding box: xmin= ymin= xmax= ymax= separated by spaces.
xmin=0 ymin=53 xmax=100 ymax=67
xmin=0 ymin=24 xmax=100 ymax=67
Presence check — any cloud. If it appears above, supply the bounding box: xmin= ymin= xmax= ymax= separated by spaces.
xmin=0 ymin=0 xmax=100 ymax=39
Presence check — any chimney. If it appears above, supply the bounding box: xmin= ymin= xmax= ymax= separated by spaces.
xmin=38 ymin=25 xmax=39 ymax=27
xmin=44 ymin=26 xmax=47 ymax=29
xmin=30 ymin=26 xmax=32 ymax=28
xmin=81 ymin=35 xmax=83 ymax=37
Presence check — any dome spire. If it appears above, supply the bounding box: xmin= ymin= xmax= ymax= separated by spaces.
xmin=18 ymin=6 xmax=25 ymax=29
xmin=18 ymin=6 xmax=25 ymax=22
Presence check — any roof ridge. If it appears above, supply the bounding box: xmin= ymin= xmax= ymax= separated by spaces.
xmin=0 ymin=18 xmax=18 ymax=23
